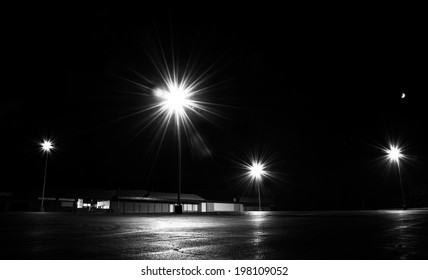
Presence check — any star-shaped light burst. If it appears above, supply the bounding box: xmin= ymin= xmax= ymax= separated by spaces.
xmin=380 ymin=142 xmax=407 ymax=168
xmin=147 ymin=70 xmax=220 ymax=161
xmin=40 ymin=140 xmax=54 ymax=153
xmin=115 ymin=37 xmax=224 ymax=150
xmin=122 ymin=54 xmax=225 ymax=166
xmin=153 ymin=79 xmax=197 ymax=124
xmin=235 ymin=151 xmax=280 ymax=188
xmin=247 ymin=160 xmax=267 ymax=182
xmin=385 ymin=145 xmax=403 ymax=164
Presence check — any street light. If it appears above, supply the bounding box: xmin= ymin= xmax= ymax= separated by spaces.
xmin=234 ymin=151 xmax=278 ymax=212
xmin=126 ymin=51 xmax=219 ymax=214
xmin=247 ymin=160 xmax=267 ymax=211
xmin=155 ymin=81 xmax=196 ymax=214
xmin=40 ymin=139 xmax=54 ymax=212
xmin=385 ymin=144 xmax=407 ymax=210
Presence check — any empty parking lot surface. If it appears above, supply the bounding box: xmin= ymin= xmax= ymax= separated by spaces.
xmin=1 ymin=210 xmax=428 ymax=259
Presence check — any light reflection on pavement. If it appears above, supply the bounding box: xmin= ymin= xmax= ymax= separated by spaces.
xmin=1 ymin=210 xmax=428 ymax=259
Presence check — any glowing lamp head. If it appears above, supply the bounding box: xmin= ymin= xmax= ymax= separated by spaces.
xmin=41 ymin=140 xmax=54 ymax=153
xmin=155 ymin=81 xmax=194 ymax=117
xmin=386 ymin=145 xmax=403 ymax=163
xmin=165 ymin=87 xmax=190 ymax=115
xmin=248 ymin=161 xmax=266 ymax=181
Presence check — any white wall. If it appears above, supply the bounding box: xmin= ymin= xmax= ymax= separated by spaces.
xmin=213 ymin=203 xmax=235 ymax=212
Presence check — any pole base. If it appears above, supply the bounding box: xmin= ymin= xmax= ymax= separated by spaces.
xmin=40 ymin=207 xmax=44 ymax=212
xmin=174 ymin=205 xmax=183 ymax=214
xmin=402 ymin=205 xmax=407 ymax=210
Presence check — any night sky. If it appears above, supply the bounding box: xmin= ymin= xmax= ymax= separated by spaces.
xmin=2 ymin=3 xmax=427 ymax=210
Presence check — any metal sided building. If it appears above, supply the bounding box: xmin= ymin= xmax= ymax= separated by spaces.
xmin=1 ymin=188 xmax=244 ymax=213
xmin=112 ymin=190 xmax=244 ymax=213
xmin=112 ymin=190 xmax=205 ymax=213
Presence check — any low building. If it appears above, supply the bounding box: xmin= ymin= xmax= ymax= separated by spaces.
xmin=0 ymin=188 xmax=245 ymax=213
xmin=238 ymin=196 xmax=277 ymax=211
xmin=112 ymin=190 xmax=206 ymax=213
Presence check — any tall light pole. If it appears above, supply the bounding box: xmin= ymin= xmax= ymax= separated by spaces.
xmin=40 ymin=140 xmax=54 ymax=212
xmin=248 ymin=161 xmax=266 ymax=211
xmin=155 ymin=82 xmax=195 ymax=214
xmin=385 ymin=144 xmax=407 ymax=210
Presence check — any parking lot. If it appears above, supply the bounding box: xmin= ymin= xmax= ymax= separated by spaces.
xmin=1 ymin=210 xmax=428 ymax=259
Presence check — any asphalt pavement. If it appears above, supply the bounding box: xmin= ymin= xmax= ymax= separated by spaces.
xmin=1 ymin=210 xmax=428 ymax=259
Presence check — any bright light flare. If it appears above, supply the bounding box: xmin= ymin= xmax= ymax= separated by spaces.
xmin=386 ymin=145 xmax=403 ymax=163
xmin=376 ymin=139 xmax=411 ymax=173
xmin=235 ymin=152 xmax=280 ymax=186
xmin=248 ymin=161 xmax=267 ymax=181
xmin=154 ymin=80 xmax=196 ymax=117
xmin=40 ymin=140 xmax=54 ymax=153
xmin=114 ymin=39 xmax=226 ymax=168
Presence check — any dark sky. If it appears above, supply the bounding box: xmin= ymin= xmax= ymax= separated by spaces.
xmin=2 ymin=3 xmax=427 ymax=209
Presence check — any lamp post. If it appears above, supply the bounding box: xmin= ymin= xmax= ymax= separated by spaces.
xmin=40 ymin=140 xmax=54 ymax=212
xmin=385 ymin=144 xmax=407 ymax=210
xmin=155 ymin=82 xmax=195 ymax=214
xmin=248 ymin=161 xmax=266 ymax=211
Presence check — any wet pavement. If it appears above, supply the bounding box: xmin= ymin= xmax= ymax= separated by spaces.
xmin=1 ymin=210 xmax=428 ymax=260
